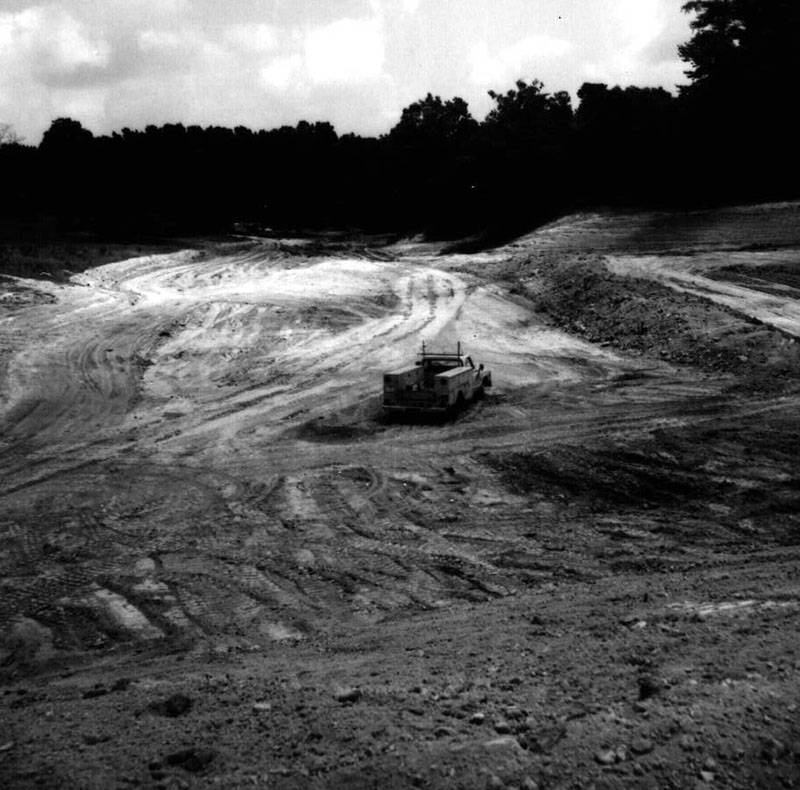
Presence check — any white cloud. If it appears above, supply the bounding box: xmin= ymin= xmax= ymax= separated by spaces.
xmin=260 ymin=55 xmax=304 ymax=92
xmin=304 ymin=18 xmax=385 ymax=84
xmin=0 ymin=0 xmax=692 ymax=143
xmin=51 ymin=85 xmax=108 ymax=128
xmin=0 ymin=5 xmax=110 ymax=81
xmin=223 ymin=23 xmax=278 ymax=53
xmin=469 ymin=34 xmax=572 ymax=87
xmin=468 ymin=42 xmax=507 ymax=86
xmin=615 ymin=0 xmax=664 ymax=50
xmin=582 ymin=0 xmax=685 ymax=88
xmin=504 ymin=34 xmax=573 ymax=64
xmin=137 ymin=30 xmax=184 ymax=52
xmin=581 ymin=57 xmax=685 ymax=92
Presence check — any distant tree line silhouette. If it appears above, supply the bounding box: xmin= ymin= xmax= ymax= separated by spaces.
xmin=0 ymin=0 xmax=797 ymax=239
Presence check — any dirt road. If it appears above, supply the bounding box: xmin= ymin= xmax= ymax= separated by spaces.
xmin=2 ymin=203 xmax=799 ymax=789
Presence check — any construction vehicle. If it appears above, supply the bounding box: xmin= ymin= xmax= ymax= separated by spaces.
xmin=382 ymin=342 xmax=492 ymax=416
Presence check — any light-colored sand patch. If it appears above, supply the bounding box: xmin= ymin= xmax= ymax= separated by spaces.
xmin=94 ymin=588 xmax=164 ymax=639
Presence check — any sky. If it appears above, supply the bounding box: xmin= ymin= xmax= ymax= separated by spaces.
xmin=0 ymin=0 xmax=693 ymax=144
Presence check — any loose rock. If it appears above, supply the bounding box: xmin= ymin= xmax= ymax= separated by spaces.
xmin=595 ymin=749 xmax=617 ymax=766
xmin=334 ymin=687 xmax=362 ymax=704
xmin=631 ymin=738 xmax=654 ymax=755
xmin=523 ymin=724 xmax=567 ymax=754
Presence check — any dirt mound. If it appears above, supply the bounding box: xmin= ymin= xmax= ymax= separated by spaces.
xmin=530 ymin=258 xmax=800 ymax=387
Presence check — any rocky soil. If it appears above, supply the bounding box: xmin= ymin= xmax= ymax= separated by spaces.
xmin=1 ymin=202 xmax=799 ymax=789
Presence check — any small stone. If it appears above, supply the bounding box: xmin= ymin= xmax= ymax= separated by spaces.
xmin=494 ymin=720 xmax=512 ymax=734
xmin=763 ymin=737 xmax=787 ymax=758
xmin=487 ymin=774 xmax=505 ymax=789
xmin=525 ymin=724 xmax=567 ymax=754
xmin=470 ymin=712 xmax=486 ymax=725
xmin=631 ymin=738 xmax=654 ymax=755
xmin=484 ymin=736 xmax=523 ymax=752
xmin=703 ymin=758 xmax=717 ymax=771
xmin=0 ymin=741 xmax=15 ymax=752
xmin=434 ymin=726 xmax=457 ymax=738
xmin=334 ymin=687 xmax=362 ymax=704
xmin=595 ymin=749 xmax=617 ymax=765
xmin=680 ymin=734 xmax=696 ymax=751
xmin=616 ymin=745 xmax=629 ymax=763
xmin=699 ymin=770 xmax=715 ymax=782
xmin=252 ymin=702 xmax=272 ymax=712
xmin=521 ymin=778 xmax=539 ymax=790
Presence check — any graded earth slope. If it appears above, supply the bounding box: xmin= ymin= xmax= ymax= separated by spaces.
xmin=1 ymin=203 xmax=799 ymax=789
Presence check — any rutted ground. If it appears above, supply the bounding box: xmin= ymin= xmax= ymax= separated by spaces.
xmin=1 ymin=202 xmax=799 ymax=789
xmin=0 ymin=244 xmax=627 ymax=648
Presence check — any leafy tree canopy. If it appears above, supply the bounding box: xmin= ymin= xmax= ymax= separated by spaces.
xmin=388 ymin=93 xmax=477 ymax=144
xmin=576 ymin=83 xmax=676 ymax=137
xmin=680 ymin=0 xmax=800 ymax=104
xmin=39 ymin=117 xmax=94 ymax=154
xmin=484 ymin=80 xmax=572 ymax=143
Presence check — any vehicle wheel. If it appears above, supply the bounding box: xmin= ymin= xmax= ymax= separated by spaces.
xmin=475 ymin=384 xmax=485 ymax=400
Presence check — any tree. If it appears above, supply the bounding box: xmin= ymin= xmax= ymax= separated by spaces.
xmin=388 ymin=94 xmax=477 ymax=145
xmin=678 ymin=0 xmax=800 ymax=197
xmin=679 ymin=0 xmax=800 ymax=102
xmin=484 ymin=80 xmax=573 ymax=145
xmin=39 ymin=117 xmax=94 ymax=155
xmin=575 ymin=83 xmax=681 ymax=203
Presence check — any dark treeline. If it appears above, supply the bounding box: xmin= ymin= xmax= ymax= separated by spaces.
xmin=1 ymin=0 xmax=798 ymax=239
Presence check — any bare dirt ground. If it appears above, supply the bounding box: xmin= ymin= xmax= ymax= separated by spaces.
xmin=1 ymin=202 xmax=800 ymax=789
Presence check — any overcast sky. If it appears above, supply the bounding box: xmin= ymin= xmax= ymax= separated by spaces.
xmin=0 ymin=0 xmax=693 ymax=143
